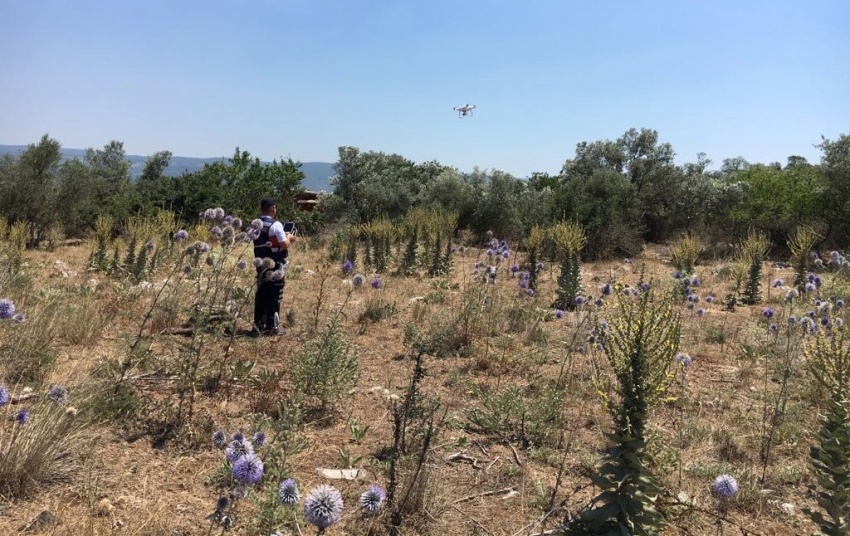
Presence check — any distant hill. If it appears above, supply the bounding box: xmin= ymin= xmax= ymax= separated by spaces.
xmin=0 ymin=145 xmax=336 ymax=192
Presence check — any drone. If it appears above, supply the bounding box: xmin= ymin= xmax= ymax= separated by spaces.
xmin=453 ymin=104 xmax=476 ymax=118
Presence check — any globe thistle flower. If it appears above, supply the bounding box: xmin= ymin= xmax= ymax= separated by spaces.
xmin=640 ymin=282 xmax=650 ymax=292
xmin=691 ymin=277 xmax=701 ymax=287
xmin=342 ymin=260 xmax=354 ymax=274
xmin=762 ymin=307 xmax=775 ymax=318
xmin=519 ymin=279 xmax=528 ymax=289
xmin=601 ymin=283 xmax=613 ymax=296
xmin=486 ymin=249 xmax=494 ymax=257
xmin=769 ymin=323 xmax=778 ymax=332
xmin=231 ymin=484 xmax=249 ymax=500
xmin=525 ymin=289 xmax=535 ymax=297
xmin=262 ymin=258 xmax=275 ymax=270
xmin=172 ymin=229 xmax=189 ymax=241
xmin=713 ymin=474 xmax=739 ymax=498
xmin=785 ymin=289 xmax=799 ymax=301
xmin=837 ymin=299 xmax=845 ymax=308
xmin=279 ymin=478 xmax=300 ymax=506
xmin=624 ymin=258 xmax=633 ymax=264
xmin=815 ymin=276 xmax=823 ymax=288
xmin=247 ymin=228 xmax=261 ymax=240
xmin=815 ymin=258 xmax=824 ymax=268
xmin=210 ymin=226 xmax=223 ymax=238
xmin=705 ymin=295 xmax=714 ymax=304
xmin=675 ymin=353 xmax=692 ymax=367
xmin=522 ymin=272 xmax=530 ymax=280
xmin=0 ymin=299 xmax=15 ymax=319
xmin=577 ymin=345 xmax=586 ymax=354
xmin=205 ymin=256 xmax=215 ymax=266
xmin=510 ymin=264 xmax=520 ymax=273
xmin=232 ymin=431 xmax=245 ymax=442
xmin=48 ymin=386 xmax=68 ymax=404
xmin=213 ymin=207 xmax=225 ymax=220
xmin=501 ymin=250 xmax=510 ymax=259
xmin=831 ymin=250 xmax=841 ymax=260
xmin=304 ymin=484 xmax=344 ymax=530
xmin=772 ymin=279 xmax=784 ymax=288
xmin=250 ymin=219 xmax=264 ymax=230
xmin=352 ymin=274 xmax=365 ymax=288
xmin=12 ymin=313 xmax=24 ymax=323
xmin=231 ymin=218 xmax=243 ymax=229
xmin=371 ymin=278 xmax=383 ymax=289
xmin=182 ymin=264 xmax=192 ymax=275
xmin=836 ymin=318 xmax=845 ymax=328
xmin=0 ymin=385 xmax=9 ymax=406
xmin=536 ymin=262 xmax=544 ymax=272
xmin=144 ymin=241 xmax=155 ymax=251
xmin=252 ymin=431 xmax=266 ymax=448
xmin=673 ymin=270 xmax=683 ymax=279
xmin=821 ymin=317 xmax=831 ymax=327
xmin=450 ymin=246 xmax=457 ymax=253
xmin=203 ymin=208 xmax=216 ymax=220
xmin=788 ymin=315 xmax=798 ymax=324
xmin=594 ymin=298 xmax=604 ymax=307
xmin=575 ymin=296 xmax=586 ymax=306
xmin=15 ymin=409 xmax=30 ymax=424
xmin=805 ymin=282 xmax=816 ymax=292
xmin=232 ymin=452 xmax=264 ymax=484
xmin=225 ymin=438 xmax=254 ymax=463
xmin=199 ymin=243 xmax=211 ymax=253
xmin=359 ymin=485 xmax=386 ymax=515
xmin=555 ymin=309 xmax=564 ymax=319
xmin=236 ymin=260 xmax=248 ymax=270
xmin=808 ymin=310 xmax=816 ymax=318
xmin=696 ymin=308 xmax=705 ymax=317
xmin=212 ymin=430 xmax=227 ymax=448
xmin=215 ymin=496 xmax=230 ymax=512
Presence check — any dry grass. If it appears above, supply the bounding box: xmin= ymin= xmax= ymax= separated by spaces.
xmin=0 ymin=236 xmax=842 ymax=535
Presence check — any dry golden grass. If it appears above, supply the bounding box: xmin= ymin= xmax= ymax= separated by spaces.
xmin=0 ymin=235 xmax=842 ymax=535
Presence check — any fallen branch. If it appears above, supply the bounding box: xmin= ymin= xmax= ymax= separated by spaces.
xmin=506 ymin=441 xmax=523 ymax=466
xmin=454 ymin=486 xmax=515 ymax=504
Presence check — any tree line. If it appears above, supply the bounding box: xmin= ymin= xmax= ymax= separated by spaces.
xmin=1 ymin=129 xmax=847 ymax=256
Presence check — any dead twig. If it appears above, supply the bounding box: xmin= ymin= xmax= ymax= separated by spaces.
xmin=454 ymin=486 xmax=515 ymax=504
xmin=473 ymin=439 xmax=489 ymax=456
xmin=506 ymin=441 xmax=523 ymax=466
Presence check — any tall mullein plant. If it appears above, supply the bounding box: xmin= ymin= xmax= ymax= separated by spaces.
xmin=739 ymin=230 xmax=770 ymax=305
xmin=570 ymin=286 xmax=682 ymax=535
xmin=524 ymin=225 xmax=545 ymax=291
xmin=804 ymin=327 xmax=850 ymax=535
xmin=789 ymin=226 xmax=820 ymax=293
xmin=550 ymin=221 xmax=587 ymax=311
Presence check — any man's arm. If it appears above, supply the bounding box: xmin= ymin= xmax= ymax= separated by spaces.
xmin=268 ymin=221 xmax=296 ymax=249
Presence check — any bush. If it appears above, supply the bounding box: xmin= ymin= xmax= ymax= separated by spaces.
xmin=291 ymin=318 xmax=359 ymax=415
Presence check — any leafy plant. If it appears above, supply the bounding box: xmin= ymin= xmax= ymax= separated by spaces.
xmin=551 ymin=221 xmax=587 ymax=311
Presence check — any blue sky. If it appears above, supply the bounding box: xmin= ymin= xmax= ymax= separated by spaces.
xmin=1 ymin=0 xmax=848 ymax=177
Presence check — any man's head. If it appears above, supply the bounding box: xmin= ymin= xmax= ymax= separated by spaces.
xmin=260 ymin=198 xmax=277 ymax=216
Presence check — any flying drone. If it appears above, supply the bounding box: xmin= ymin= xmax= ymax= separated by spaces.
xmin=453 ymin=104 xmax=476 ymax=118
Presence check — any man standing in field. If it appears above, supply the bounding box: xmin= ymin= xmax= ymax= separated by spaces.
xmin=252 ymin=198 xmax=297 ymax=336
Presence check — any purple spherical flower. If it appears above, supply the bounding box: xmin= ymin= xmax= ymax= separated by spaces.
xmin=675 ymin=353 xmax=692 ymax=367
xmin=501 ymin=250 xmax=510 ymax=259
xmin=575 ymin=296 xmax=586 ymax=306
xmin=510 ymin=264 xmax=520 ymax=273
xmin=12 ymin=313 xmax=25 ymax=323
xmin=486 ymin=249 xmax=494 ymax=257
xmin=304 ymin=484 xmax=344 ymax=530
xmin=577 ymin=345 xmax=586 ymax=354
xmin=0 ymin=299 xmax=15 ymax=320
xmin=805 ymin=282 xmax=816 ymax=292
xmin=216 ymin=496 xmax=230 ymax=512
xmin=691 ymin=277 xmax=701 ymax=287
xmin=225 ymin=438 xmax=254 ymax=463
xmin=279 ymin=478 xmax=300 ymax=506
xmin=0 ymin=385 xmax=9 ymax=406
xmin=172 ymin=229 xmax=189 ymax=241
xmin=696 ymin=308 xmax=705 ymax=317
xmin=519 ymin=279 xmax=528 ymax=289
xmin=231 ymin=431 xmax=245 ymax=442
xmin=762 ymin=307 xmax=775 ymax=319
xmin=815 ymin=276 xmax=823 ymax=288
xmin=594 ymin=298 xmax=604 ymax=307
xmin=640 ymin=282 xmax=650 ymax=292
xmin=342 ymin=260 xmax=354 ymax=274
xmin=713 ymin=474 xmax=739 ymax=498
xmin=231 ymin=218 xmax=243 ymax=229
xmin=232 ymin=452 xmax=264 ymax=484
xmin=252 ymin=257 xmax=264 ymax=268
xmin=47 ymin=386 xmax=68 ymax=404
xmin=601 ymin=283 xmax=613 ymax=296
xmin=673 ymin=270 xmax=683 ymax=279
xmin=836 ymin=318 xmax=845 ymax=328
xmin=352 ymin=274 xmax=365 ymax=288
xmin=212 ymin=430 xmax=227 ymax=448
xmin=211 ymin=226 xmax=223 ymax=237
xmin=250 ymin=219 xmax=264 ymax=230
xmin=555 ymin=309 xmax=564 ymax=319
xmin=837 ymin=299 xmax=845 ymax=308
xmin=252 ymin=431 xmax=267 ymax=448
xmin=536 ymin=262 xmax=544 ymax=272
xmin=705 ymin=295 xmax=715 ymax=304
xmin=359 ymin=485 xmax=386 ymax=515
xmin=15 ymin=409 xmax=30 ymax=424
xmin=788 ymin=316 xmax=798 ymax=324
xmin=236 ymin=259 xmax=248 ymax=270
xmin=525 ymin=289 xmax=535 ymax=297
xmin=773 ymin=279 xmax=784 ymax=288
xmin=371 ymin=277 xmax=383 ymax=289
xmin=770 ymin=323 xmax=778 ymax=331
